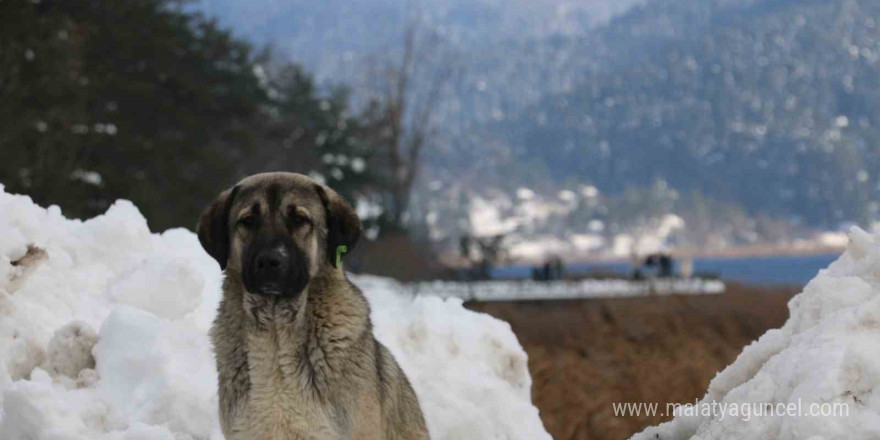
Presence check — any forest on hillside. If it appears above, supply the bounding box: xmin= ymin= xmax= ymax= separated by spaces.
xmin=0 ymin=0 xmax=418 ymax=234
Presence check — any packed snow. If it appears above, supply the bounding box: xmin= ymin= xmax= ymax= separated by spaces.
xmin=0 ymin=187 xmax=551 ymax=440
xmin=632 ymin=226 xmax=880 ymax=440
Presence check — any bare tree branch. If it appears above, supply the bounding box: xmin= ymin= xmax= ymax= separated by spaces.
xmin=367 ymin=9 xmax=455 ymax=230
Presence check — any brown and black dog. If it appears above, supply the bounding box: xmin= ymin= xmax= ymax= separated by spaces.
xmin=197 ymin=172 xmax=429 ymax=440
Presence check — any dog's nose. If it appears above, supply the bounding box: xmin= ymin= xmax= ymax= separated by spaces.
xmin=255 ymin=247 xmax=288 ymax=278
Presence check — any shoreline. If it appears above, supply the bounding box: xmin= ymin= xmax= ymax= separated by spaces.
xmin=509 ymin=245 xmax=846 ymax=266
xmin=467 ymin=283 xmax=799 ymax=440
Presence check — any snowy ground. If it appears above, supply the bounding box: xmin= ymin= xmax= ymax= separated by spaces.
xmin=632 ymin=227 xmax=880 ymax=440
xmin=6 ymin=182 xmax=877 ymax=440
xmin=0 ymin=187 xmax=551 ymax=440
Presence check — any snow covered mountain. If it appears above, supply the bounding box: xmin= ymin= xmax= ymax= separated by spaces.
xmin=195 ymin=0 xmax=880 ymax=246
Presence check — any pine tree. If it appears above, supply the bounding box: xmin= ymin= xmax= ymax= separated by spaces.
xmin=0 ymin=0 xmax=268 ymax=230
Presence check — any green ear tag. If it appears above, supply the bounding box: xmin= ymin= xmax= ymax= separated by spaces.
xmin=336 ymin=245 xmax=348 ymax=268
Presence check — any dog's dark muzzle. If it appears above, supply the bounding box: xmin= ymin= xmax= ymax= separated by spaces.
xmin=243 ymin=239 xmax=309 ymax=297
xmin=253 ymin=246 xmax=289 ymax=294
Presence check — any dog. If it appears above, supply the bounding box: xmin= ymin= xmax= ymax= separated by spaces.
xmin=197 ymin=172 xmax=429 ymax=440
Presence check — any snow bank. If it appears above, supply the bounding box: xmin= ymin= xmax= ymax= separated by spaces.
xmin=632 ymin=227 xmax=880 ymax=440
xmin=0 ymin=187 xmax=551 ymax=440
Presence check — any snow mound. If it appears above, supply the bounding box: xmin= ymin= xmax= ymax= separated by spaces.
xmin=632 ymin=227 xmax=880 ymax=440
xmin=0 ymin=187 xmax=550 ymax=440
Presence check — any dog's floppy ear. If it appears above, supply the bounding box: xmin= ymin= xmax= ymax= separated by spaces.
xmin=197 ymin=185 xmax=239 ymax=270
xmin=315 ymin=184 xmax=361 ymax=268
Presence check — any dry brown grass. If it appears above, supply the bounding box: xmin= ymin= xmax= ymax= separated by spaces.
xmin=466 ymin=283 xmax=800 ymax=440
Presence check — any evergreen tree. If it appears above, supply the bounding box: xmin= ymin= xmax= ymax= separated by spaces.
xmin=0 ymin=0 xmax=267 ymax=230
xmin=255 ymin=64 xmax=379 ymax=205
xmin=0 ymin=0 xmax=384 ymax=231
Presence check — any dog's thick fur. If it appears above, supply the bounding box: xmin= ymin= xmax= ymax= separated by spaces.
xmin=198 ymin=172 xmax=429 ymax=440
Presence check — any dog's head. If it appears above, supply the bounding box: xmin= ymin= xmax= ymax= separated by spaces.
xmin=197 ymin=172 xmax=360 ymax=298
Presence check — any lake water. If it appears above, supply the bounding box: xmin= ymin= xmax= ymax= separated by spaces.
xmin=492 ymin=253 xmax=842 ymax=286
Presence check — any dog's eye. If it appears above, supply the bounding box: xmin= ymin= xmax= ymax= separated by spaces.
xmin=291 ymin=214 xmax=311 ymax=228
xmin=238 ymin=216 xmax=257 ymax=228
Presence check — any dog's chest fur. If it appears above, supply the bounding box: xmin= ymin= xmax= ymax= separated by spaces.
xmin=239 ymin=309 xmax=330 ymax=440
xmin=213 ymin=273 xmax=382 ymax=440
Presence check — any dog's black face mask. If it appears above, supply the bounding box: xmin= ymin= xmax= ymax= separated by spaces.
xmin=241 ymin=235 xmax=310 ymax=298
xmin=197 ymin=173 xmax=364 ymax=299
